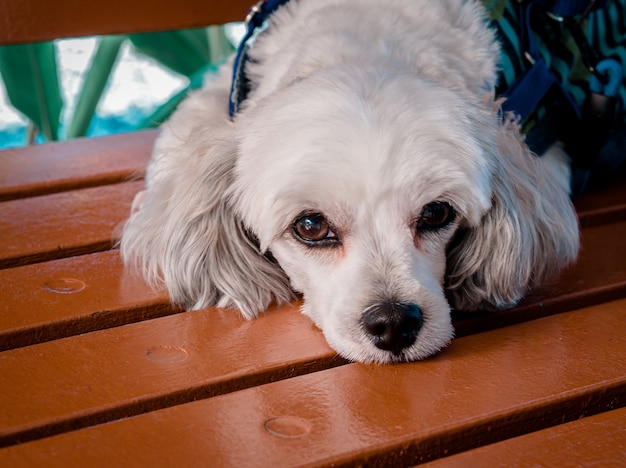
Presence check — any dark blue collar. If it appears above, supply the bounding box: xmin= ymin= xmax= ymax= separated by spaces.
xmin=229 ymin=0 xmax=292 ymax=117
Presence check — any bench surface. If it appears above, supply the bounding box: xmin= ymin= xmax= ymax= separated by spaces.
xmin=0 ymin=130 xmax=625 ymax=466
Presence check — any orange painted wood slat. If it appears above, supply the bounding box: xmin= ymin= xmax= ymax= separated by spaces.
xmin=0 ymin=250 xmax=177 ymax=351
xmin=0 ymin=300 xmax=339 ymax=448
xmin=421 ymin=407 xmax=626 ymax=467
xmin=0 ymin=0 xmax=251 ymax=45
xmin=0 ymin=130 xmax=154 ymax=202
xmin=574 ymin=184 xmax=626 ymax=228
xmin=1 ymin=299 xmax=625 ymax=466
xmin=0 ymin=181 xmax=142 ymax=269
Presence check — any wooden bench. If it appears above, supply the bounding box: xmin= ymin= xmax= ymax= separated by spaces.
xmin=1 ymin=1 xmax=626 ymax=465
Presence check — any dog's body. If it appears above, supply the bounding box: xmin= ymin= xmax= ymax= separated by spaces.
xmin=121 ymin=0 xmax=580 ymax=363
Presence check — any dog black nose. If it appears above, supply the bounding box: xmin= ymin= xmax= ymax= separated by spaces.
xmin=361 ymin=303 xmax=423 ymax=355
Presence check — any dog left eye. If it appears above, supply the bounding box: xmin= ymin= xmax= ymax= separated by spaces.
xmin=292 ymin=213 xmax=338 ymax=245
xmin=416 ymin=202 xmax=455 ymax=231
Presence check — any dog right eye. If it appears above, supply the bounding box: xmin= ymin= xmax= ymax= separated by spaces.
xmin=292 ymin=213 xmax=339 ymax=246
xmin=416 ymin=201 xmax=456 ymax=232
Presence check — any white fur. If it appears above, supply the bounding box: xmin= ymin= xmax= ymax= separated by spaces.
xmin=121 ymin=0 xmax=580 ymax=363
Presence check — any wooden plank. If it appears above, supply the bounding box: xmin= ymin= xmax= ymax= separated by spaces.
xmin=0 ymin=181 xmax=141 ymax=269
xmin=0 ymin=0 xmax=251 ymax=45
xmin=421 ymin=407 xmax=626 ymax=467
xmin=0 ymin=299 xmax=339 ymax=448
xmin=1 ymin=299 xmax=624 ymax=465
xmin=0 ymin=130 xmax=154 ymax=202
xmin=574 ymin=183 xmax=626 ymax=228
xmin=0 ymin=250 xmax=177 ymax=351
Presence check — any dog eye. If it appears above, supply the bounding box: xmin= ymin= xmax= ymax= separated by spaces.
xmin=416 ymin=202 xmax=455 ymax=231
xmin=292 ymin=213 xmax=338 ymax=245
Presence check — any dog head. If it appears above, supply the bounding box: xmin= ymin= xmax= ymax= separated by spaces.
xmin=227 ymin=67 xmax=578 ymax=362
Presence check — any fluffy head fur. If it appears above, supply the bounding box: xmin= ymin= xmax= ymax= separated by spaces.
xmin=121 ymin=0 xmax=579 ymax=363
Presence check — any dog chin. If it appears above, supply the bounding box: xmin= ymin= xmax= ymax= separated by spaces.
xmin=329 ymin=331 xmax=456 ymax=364
xmin=305 ymin=306 xmax=455 ymax=364
xmin=298 ymin=292 xmax=455 ymax=364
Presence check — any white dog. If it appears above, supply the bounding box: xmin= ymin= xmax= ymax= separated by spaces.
xmin=121 ymin=0 xmax=580 ymax=363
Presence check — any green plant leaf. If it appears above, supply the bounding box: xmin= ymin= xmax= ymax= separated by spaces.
xmin=65 ymin=36 xmax=125 ymax=139
xmin=129 ymin=29 xmax=211 ymax=77
xmin=207 ymin=26 xmax=235 ymax=64
xmin=138 ymin=62 xmax=218 ymax=129
xmin=130 ymin=25 xmax=233 ymax=131
xmin=0 ymin=42 xmax=63 ymax=141
xmin=139 ymin=85 xmax=190 ymax=129
xmin=129 ymin=26 xmax=233 ymax=78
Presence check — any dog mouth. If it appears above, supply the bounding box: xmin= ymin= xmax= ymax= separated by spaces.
xmin=361 ymin=302 xmax=424 ymax=357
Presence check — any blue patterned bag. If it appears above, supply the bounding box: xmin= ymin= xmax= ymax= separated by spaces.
xmin=485 ymin=0 xmax=626 ymax=196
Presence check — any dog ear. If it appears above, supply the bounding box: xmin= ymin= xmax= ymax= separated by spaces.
xmin=121 ymin=124 xmax=294 ymax=318
xmin=445 ymin=120 xmax=580 ymax=311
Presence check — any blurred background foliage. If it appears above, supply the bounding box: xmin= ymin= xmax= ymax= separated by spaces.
xmin=0 ymin=26 xmax=234 ymax=146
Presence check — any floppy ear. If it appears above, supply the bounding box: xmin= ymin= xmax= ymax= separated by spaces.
xmin=121 ymin=102 xmax=293 ymax=318
xmin=446 ymin=118 xmax=580 ymax=311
